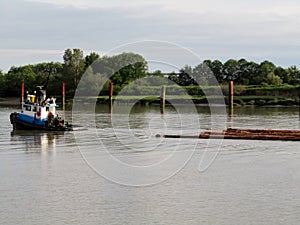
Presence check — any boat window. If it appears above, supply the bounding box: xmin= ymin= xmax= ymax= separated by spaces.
xmin=46 ymin=106 xmax=49 ymax=111
xmin=25 ymin=105 xmax=31 ymax=111
xmin=33 ymin=106 xmax=37 ymax=112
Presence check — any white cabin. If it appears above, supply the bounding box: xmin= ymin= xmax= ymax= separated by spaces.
xmin=19 ymin=95 xmax=58 ymax=125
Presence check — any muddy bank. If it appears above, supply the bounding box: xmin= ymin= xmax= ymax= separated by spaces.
xmin=0 ymin=97 xmax=20 ymax=106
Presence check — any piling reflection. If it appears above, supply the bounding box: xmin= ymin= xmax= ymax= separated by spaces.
xmin=228 ymin=108 xmax=234 ymax=128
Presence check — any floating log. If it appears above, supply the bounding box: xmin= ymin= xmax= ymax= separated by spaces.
xmin=158 ymin=128 xmax=300 ymax=141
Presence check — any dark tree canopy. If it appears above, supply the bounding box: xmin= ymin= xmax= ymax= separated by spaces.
xmin=63 ymin=48 xmax=85 ymax=92
xmin=85 ymin=52 xmax=100 ymax=69
xmin=168 ymin=58 xmax=300 ymax=87
xmin=92 ymin=52 xmax=148 ymax=87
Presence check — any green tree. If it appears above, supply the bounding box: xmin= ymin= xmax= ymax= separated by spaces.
xmin=143 ymin=70 xmax=166 ymax=86
xmin=210 ymin=60 xmax=224 ymax=83
xmin=174 ymin=65 xmax=196 ymax=86
xmin=223 ymin=59 xmax=240 ymax=82
xmin=265 ymin=72 xmax=283 ymax=86
xmin=168 ymin=72 xmax=179 ymax=85
xmin=257 ymin=60 xmax=275 ymax=84
xmin=92 ymin=52 xmax=148 ymax=88
xmin=76 ymin=67 xmax=104 ymax=96
xmin=287 ymin=66 xmax=300 ymax=84
xmin=235 ymin=58 xmax=248 ymax=84
xmin=63 ymin=48 xmax=85 ymax=92
xmin=85 ymin=52 xmax=100 ymax=69
xmin=274 ymin=66 xmax=290 ymax=84
xmin=193 ymin=62 xmax=216 ymax=86
xmin=0 ymin=70 xmax=4 ymax=96
xmin=32 ymin=62 xmax=63 ymax=87
xmin=149 ymin=70 xmax=164 ymax=77
xmin=5 ymin=65 xmax=36 ymax=96
xmin=244 ymin=61 xmax=260 ymax=85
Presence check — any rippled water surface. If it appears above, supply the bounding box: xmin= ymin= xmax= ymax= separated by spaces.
xmin=0 ymin=105 xmax=299 ymax=225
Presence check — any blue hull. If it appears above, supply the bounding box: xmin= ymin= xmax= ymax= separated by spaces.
xmin=10 ymin=112 xmax=72 ymax=131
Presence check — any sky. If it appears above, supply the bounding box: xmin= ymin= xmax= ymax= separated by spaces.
xmin=1 ymin=0 xmax=300 ymax=72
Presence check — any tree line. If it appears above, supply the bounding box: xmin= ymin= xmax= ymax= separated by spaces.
xmin=0 ymin=49 xmax=299 ymax=98
xmin=0 ymin=49 xmax=148 ymax=97
xmin=169 ymin=59 xmax=300 ymax=86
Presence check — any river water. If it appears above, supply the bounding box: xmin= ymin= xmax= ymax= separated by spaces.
xmin=0 ymin=105 xmax=299 ymax=225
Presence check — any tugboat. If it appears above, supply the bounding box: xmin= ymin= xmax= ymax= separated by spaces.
xmin=10 ymin=84 xmax=72 ymax=131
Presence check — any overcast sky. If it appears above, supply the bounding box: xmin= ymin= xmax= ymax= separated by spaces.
xmin=1 ymin=0 xmax=300 ymax=71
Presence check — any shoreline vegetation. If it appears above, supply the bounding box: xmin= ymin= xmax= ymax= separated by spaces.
xmin=1 ymin=96 xmax=299 ymax=107
xmin=0 ymin=48 xmax=299 ymax=107
xmin=2 ymin=84 xmax=299 ymax=107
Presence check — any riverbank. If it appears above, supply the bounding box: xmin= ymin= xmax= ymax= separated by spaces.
xmin=1 ymin=95 xmax=299 ymax=107
xmin=0 ymin=97 xmax=20 ymax=106
xmin=94 ymin=95 xmax=300 ymax=106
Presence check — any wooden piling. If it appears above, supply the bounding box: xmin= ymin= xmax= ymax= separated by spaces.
xmin=109 ymin=82 xmax=113 ymax=114
xmin=160 ymin=85 xmax=166 ymax=114
xmin=228 ymin=81 xmax=234 ymax=111
xmin=62 ymin=82 xmax=66 ymax=113
xmin=21 ymin=82 xmax=25 ymax=103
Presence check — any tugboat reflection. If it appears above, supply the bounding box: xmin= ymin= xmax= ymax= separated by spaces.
xmin=10 ymin=130 xmax=65 ymax=154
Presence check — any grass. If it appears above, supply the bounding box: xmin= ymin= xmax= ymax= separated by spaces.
xmin=70 ymin=84 xmax=300 ymax=106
